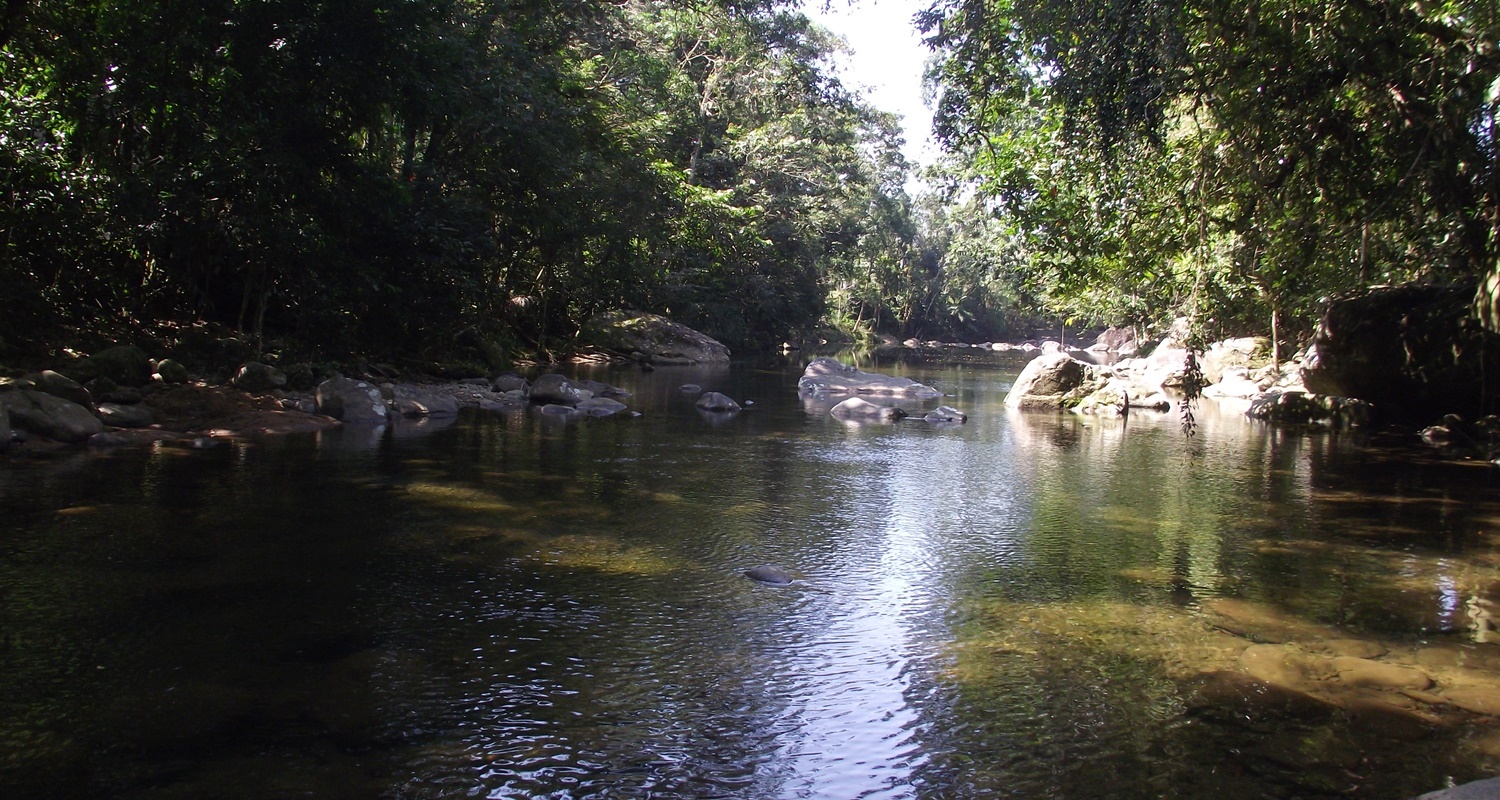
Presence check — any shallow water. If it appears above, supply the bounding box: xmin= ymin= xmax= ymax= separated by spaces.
xmin=4 ymin=351 xmax=1500 ymax=799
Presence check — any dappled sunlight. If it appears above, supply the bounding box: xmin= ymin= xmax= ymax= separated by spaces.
xmin=522 ymin=533 xmax=681 ymax=577
xmin=402 ymin=482 xmax=515 ymax=514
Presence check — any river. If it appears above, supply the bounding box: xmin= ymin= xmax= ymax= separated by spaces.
xmin=3 ymin=351 xmax=1500 ymax=799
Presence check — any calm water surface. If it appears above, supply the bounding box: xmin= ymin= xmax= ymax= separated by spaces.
xmin=4 ymin=352 xmax=1500 ymax=799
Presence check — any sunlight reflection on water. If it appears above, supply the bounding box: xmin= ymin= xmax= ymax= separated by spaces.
xmin=5 ymin=354 xmax=1500 ymax=799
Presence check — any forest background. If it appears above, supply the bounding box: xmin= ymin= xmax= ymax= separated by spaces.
xmin=2 ymin=0 xmax=1496 ymax=366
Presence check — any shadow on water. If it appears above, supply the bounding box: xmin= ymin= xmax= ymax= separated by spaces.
xmin=4 ymin=352 xmax=1500 ymax=798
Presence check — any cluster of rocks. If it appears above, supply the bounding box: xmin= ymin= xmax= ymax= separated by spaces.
xmin=0 ymin=345 xmax=190 ymax=449
xmin=797 ymin=358 xmax=968 ymax=425
xmin=1004 ymin=325 xmax=1391 ymax=427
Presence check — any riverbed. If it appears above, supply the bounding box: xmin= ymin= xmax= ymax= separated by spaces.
xmin=4 ymin=351 xmax=1499 ymax=799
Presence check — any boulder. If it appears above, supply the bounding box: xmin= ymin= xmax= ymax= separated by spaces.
xmin=314 ymin=378 xmax=388 ymax=424
xmin=829 ymin=397 xmax=906 ymax=422
xmin=96 ymin=402 xmax=155 ymax=428
xmin=1202 ymin=337 xmax=1272 ymax=383
xmin=1071 ymin=382 xmax=1128 ymax=416
xmin=231 ymin=362 xmax=287 ymax=393
xmin=153 ymin=358 xmax=190 ymax=384
xmin=385 ymin=385 xmax=459 ymax=418
xmin=529 ymin=374 xmax=593 ymax=407
xmin=27 ymin=370 xmax=93 ymax=409
xmin=576 ymin=397 xmax=630 ymax=417
xmin=695 ymin=392 xmax=741 ymax=413
xmin=1301 ymin=282 xmax=1500 ymax=421
xmin=679 ymin=383 xmax=702 ymax=394
xmin=581 ymin=310 xmax=731 ymax=364
xmin=1004 ymin=353 xmax=1101 ymax=410
xmin=797 ymin=358 xmax=941 ymax=398
xmin=924 ymin=406 xmax=968 ymax=423
xmin=1087 ymin=326 xmax=1138 ymax=354
xmin=491 ymin=373 xmax=530 ymax=394
xmin=69 ymin=345 xmax=153 ymax=387
xmin=0 ymin=390 xmax=105 ymax=443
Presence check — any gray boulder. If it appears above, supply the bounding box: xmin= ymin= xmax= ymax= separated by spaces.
xmin=798 ymin=358 xmax=941 ymax=398
xmin=70 ymin=345 xmax=153 ymax=387
xmin=96 ymin=402 xmax=155 ymax=428
xmin=1087 ymin=326 xmax=1138 ymax=354
xmin=1004 ymin=353 xmax=1103 ymax=410
xmin=232 ymin=362 xmax=287 ymax=393
xmin=28 ymin=370 xmax=93 ymax=409
xmin=492 ymin=373 xmax=530 ymax=393
xmin=385 ymin=384 xmax=459 ymax=418
xmin=530 ymin=374 xmax=593 ymax=407
xmin=582 ymin=310 xmax=731 ymax=365
xmin=1 ymin=390 xmax=105 ymax=443
xmin=695 ymin=391 xmax=741 ymax=413
xmin=314 ymin=378 xmax=389 ymax=424
xmin=924 ymin=406 xmax=968 ymax=423
xmin=576 ymin=397 xmax=630 ymax=417
xmin=829 ymin=397 xmax=907 ymax=422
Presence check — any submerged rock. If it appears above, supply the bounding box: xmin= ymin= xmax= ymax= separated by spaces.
xmin=695 ymin=391 xmax=741 ymax=413
xmin=744 ymin=565 xmax=793 ymax=584
xmin=576 ymin=397 xmax=630 ymax=417
xmin=798 ymin=358 xmax=940 ymax=398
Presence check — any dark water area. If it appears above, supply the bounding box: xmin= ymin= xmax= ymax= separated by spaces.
xmin=5 ymin=351 xmax=1500 ymax=799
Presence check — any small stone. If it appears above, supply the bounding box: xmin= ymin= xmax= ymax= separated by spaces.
xmin=679 ymin=384 xmax=702 ymax=394
xmin=924 ymin=406 xmax=968 ymax=423
xmin=576 ymin=397 xmax=629 ymax=417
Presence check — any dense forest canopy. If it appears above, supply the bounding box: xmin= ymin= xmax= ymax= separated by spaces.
xmin=920 ymin=0 xmax=1499 ymax=345
xmin=1 ymin=0 xmax=1496 ymax=362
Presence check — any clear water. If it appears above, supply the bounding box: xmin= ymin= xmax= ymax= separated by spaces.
xmin=4 ymin=351 xmax=1500 ymax=799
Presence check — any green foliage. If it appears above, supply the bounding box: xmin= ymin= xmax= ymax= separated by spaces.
xmin=0 ymin=0 xmax=919 ymax=358
xmin=920 ymin=0 xmax=1500 ymax=340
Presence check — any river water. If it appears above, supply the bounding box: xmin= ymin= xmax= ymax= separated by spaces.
xmin=4 ymin=351 xmax=1500 ymax=799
